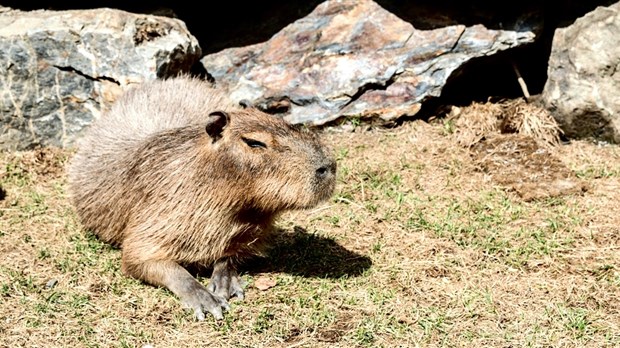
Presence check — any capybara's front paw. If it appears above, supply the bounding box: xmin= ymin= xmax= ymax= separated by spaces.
xmin=207 ymin=270 xmax=246 ymax=301
xmin=208 ymin=259 xmax=246 ymax=301
xmin=181 ymin=281 xmax=230 ymax=321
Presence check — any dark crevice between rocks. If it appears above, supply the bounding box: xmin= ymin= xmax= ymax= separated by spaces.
xmin=377 ymin=0 xmax=616 ymax=31
xmin=189 ymin=63 xmax=213 ymax=82
xmin=377 ymin=0 xmax=541 ymax=31
xmin=411 ymin=38 xmax=549 ymax=123
xmin=446 ymin=46 xmax=545 ymax=104
xmin=53 ymin=65 xmax=120 ymax=85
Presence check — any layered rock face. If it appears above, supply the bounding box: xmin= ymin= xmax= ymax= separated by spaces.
xmin=0 ymin=7 xmax=200 ymax=150
xmin=202 ymin=0 xmax=538 ymax=126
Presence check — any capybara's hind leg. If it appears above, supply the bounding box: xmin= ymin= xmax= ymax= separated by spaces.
xmin=207 ymin=257 xmax=246 ymax=301
xmin=121 ymin=248 xmax=229 ymax=320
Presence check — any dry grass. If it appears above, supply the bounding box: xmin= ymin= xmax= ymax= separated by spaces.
xmin=450 ymin=101 xmax=501 ymax=147
xmin=449 ymin=98 xmax=563 ymax=148
xmin=2 ymin=108 xmax=620 ymax=347
xmin=504 ymin=99 xmax=563 ymax=148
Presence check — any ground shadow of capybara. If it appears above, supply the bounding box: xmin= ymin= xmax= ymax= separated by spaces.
xmin=187 ymin=226 xmax=372 ymax=280
xmin=242 ymin=226 xmax=372 ymax=279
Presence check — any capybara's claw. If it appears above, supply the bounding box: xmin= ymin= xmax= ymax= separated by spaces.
xmin=182 ymin=282 xmax=229 ymax=321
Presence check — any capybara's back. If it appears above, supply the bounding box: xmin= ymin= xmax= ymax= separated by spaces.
xmin=68 ymin=77 xmax=238 ymax=245
xmin=67 ymin=76 xmax=336 ymax=320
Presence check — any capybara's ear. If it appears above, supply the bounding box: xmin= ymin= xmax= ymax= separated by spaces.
xmin=205 ymin=111 xmax=229 ymax=142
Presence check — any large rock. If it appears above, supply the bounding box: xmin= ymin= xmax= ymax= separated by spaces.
xmin=542 ymin=2 xmax=620 ymax=143
xmin=0 ymin=7 xmax=200 ymax=150
xmin=202 ymin=0 xmax=538 ymax=126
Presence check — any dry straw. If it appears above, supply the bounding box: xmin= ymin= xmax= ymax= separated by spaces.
xmin=450 ymin=101 xmax=501 ymax=147
xmin=450 ymin=98 xmax=563 ymax=148
xmin=507 ymin=100 xmax=563 ymax=148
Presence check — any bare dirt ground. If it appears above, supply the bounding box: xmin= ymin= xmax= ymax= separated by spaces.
xmin=1 ymin=112 xmax=620 ymax=347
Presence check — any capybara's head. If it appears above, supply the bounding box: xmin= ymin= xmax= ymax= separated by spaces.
xmin=200 ymin=109 xmax=337 ymax=213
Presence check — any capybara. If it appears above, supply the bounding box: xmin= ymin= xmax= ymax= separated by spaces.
xmin=67 ymin=76 xmax=336 ymax=320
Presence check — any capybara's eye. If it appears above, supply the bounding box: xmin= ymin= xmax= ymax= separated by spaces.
xmin=242 ymin=137 xmax=267 ymax=149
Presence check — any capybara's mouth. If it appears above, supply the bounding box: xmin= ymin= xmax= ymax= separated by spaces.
xmin=313 ymin=177 xmax=337 ymax=205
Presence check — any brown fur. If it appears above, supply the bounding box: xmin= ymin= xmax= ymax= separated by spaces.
xmin=67 ymin=76 xmax=336 ymax=319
